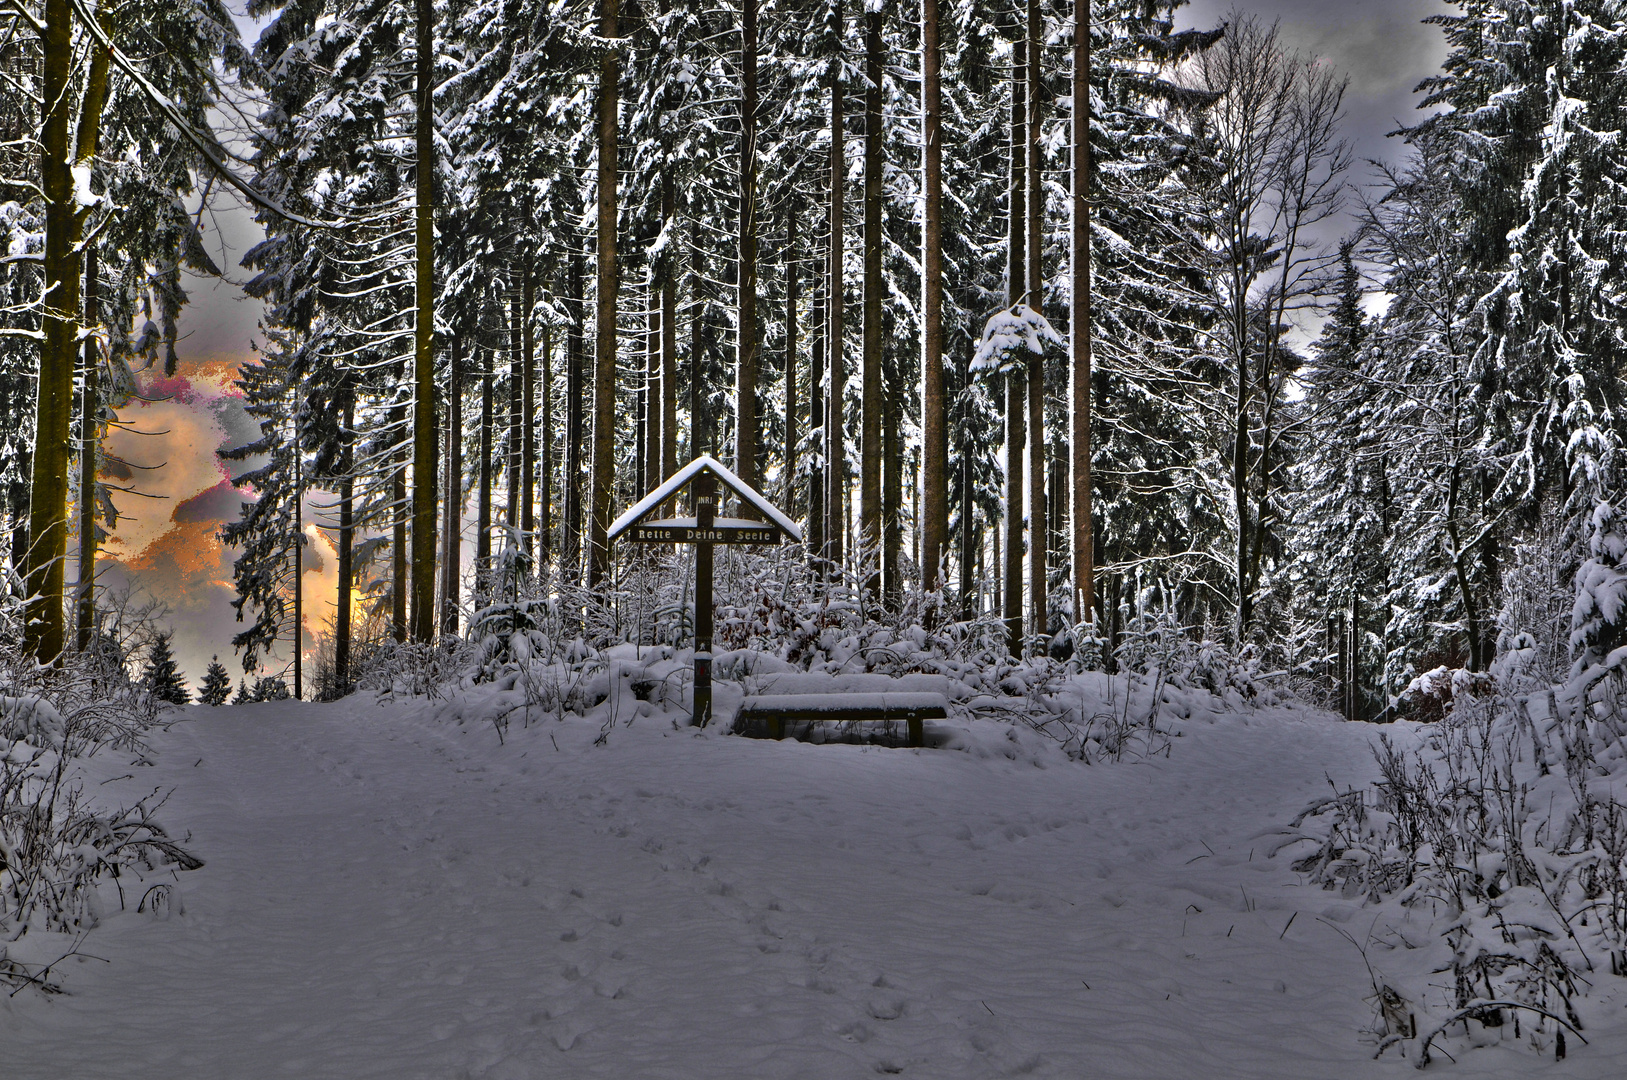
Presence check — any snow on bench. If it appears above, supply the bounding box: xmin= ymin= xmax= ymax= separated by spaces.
xmin=748 ymin=672 xmax=970 ymax=701
xmin=733 ymin=691 xmax=949 ymax=748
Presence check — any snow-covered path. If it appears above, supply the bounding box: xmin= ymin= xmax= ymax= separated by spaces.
xmin=5 ymin=696 xmax=1614 ymax=1078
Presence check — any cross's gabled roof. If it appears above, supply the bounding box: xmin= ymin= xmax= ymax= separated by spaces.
xmin=608 ymin=455 xmax=802 ymax=542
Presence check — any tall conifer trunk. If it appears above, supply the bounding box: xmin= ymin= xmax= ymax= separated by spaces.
xmin=589 ymin=0 xmax=620 ymax=587
xmin=690 ymin=223 xmax=706 ymax=458
xmin=644 ymin=269 xmax=658 ymax=494
xmin=883 ymin=357 xmax=902 ymax=606
xmin=410 ymin=0 xmax=438 ymax=642
xmin=71 ymin=2 xmax=110 ymax=657
xmin=659 ymin=0 xmax=677 ymax=494
xmin=826 ymin=0 xmax=846 ymax=570
xmin=660 ymin=177 xmax=678 ymax=491
xmin=392 ymin=389 xmax=407 ymax=641
xmin=1004 ymin=27 xmax=1028 ymax=657
xmin=784 ymin=208 xmax=799 ymax=509
xmin=336 ymin=386 xmax=355 ymax=693
xmin=26 ymin=0 xmax=85 ymax=662
xmin=566 ymin=247 xmax=585 ymax=582
xmin=477 ymin=347 xmax=494 ymax=596
xmin=960 ymin=403 xmax=975 ymax=618
xmin=736 ymin=0 xmax=760 ymax=495
xmin=522 ymin=267 xmax=535 ymax=559
xmin=860 ymin=7 xmax=883 ymax=593
xmin=1027 ymin=0 xmax=1046 ymax=639
xmin=441 ymin=337 xmax=462 ymax=636
xmin=76 ymin=244 xmax=99 ymax=652
xmin=809 ymin=275 xmax=826 ymax=561
xmin=920 ymin=0 xmax=947 ymax=595
xmin=508 ymin=286 xmax=522 ymax=528
xmin=539 ymin=320 xmax=553 ymax=565
xmin=293 ymin=410 xmax=303 ymax=698
xmin=1071 ymin=0 xmax=1094 ymax=627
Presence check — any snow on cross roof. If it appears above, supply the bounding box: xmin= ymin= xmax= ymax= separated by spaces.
xmin=608 ymin=454 xmax=802 ymax=542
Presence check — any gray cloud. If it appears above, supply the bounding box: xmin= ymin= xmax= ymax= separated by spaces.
xmin=1180 ymin=0 xmax=1452 ymax=171
xmin=173 ymin=479 xmax=246 ymax=525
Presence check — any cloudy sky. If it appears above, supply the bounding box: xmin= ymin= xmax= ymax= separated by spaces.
xmin=102 ymin=0 xmax=1453 ymax=689
xmin=1181 ymin=0 xmax=1452 ymax=169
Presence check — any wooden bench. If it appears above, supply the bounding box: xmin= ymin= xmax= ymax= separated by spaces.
xmin=733 ymin=692 xmax=948 ymax=748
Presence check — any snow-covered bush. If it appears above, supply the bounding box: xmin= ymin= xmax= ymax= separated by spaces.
xmin=1274 ymin=673 xmax=1626 ymax=1066
xmin=1572 ymin=499 xmax=1627 ymax=672
xmin=383 ymin=542 xmax=1272 ymax=762
xmin=0 ymin=635 xmax=200 ymax=993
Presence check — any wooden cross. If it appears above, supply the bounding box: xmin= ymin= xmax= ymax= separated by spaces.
xmin=608 ymin=455 xmax=802 ymax=727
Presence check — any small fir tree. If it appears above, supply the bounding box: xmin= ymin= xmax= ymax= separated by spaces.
xmin=251 ymin=676 xmax=291 ymax=702
xmin=232 ymin=679 xmax=252 ymax=705
xmin=143 ymin=632 xmax=191 ymax=705
xmin=199 ymin=656 xmax=233 ymax=706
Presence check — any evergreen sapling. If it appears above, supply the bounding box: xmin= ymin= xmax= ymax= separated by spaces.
xmin=200 ymin=655 xmax=233 ymax=706
xmin=143 ymin=631 xmax=191 ymax=704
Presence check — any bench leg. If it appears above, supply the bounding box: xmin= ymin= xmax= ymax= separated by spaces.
xmin=908 ymin=716 xmax=923 ymax=749
xmin=769 ymin=716 xmax=783 ymax=741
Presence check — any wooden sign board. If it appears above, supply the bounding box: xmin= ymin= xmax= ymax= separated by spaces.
xmin=626 ymin=520 xmax=782 ymax=545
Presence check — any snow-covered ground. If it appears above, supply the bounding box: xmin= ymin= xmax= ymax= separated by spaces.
xmin=5 ymin=682 xmax=1621 ymax=1078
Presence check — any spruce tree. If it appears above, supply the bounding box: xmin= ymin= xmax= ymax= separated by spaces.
xmin=232 ymin=679 xmax=252 ymax=705
xmin=199 ymin=656 xmax=232 ymax=706
xmin=143 ymin=632 xmax=191 ymax=705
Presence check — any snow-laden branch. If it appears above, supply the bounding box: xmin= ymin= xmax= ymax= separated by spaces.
xmin=67 ymin=0 xmax=355 ymax=231
xmin=969 ymin=303 xmax=1064 ymax=375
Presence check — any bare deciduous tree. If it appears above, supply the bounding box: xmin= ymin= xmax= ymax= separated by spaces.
xmin=1186 ymin=12 xmax=1351 ymax=640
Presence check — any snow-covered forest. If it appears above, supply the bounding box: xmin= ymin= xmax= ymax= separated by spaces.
xmin=6 ymin=0 xmax=1627 ymax=1074
xmin=0 ymin=0 xmax=1619 ymax=707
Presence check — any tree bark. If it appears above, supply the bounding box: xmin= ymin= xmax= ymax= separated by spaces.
xmin=809 ymin=276 xmax=826 ymax=561
xmin=920 ymin=0 xmax=947 ymax=595
xmin=1071 ymin=0 xmax=1094 ymax=628
xmin=660 ymin=176 xmax=678 ymax=490
xmin=336 ymin=385 xmax=355 ymax=693
xmin=784 ymin=207 xmax=799 ymax=510
xmin=477 ymin=347 xmax=493 ymax=596
xmin=566 ymin=246 xmax=585 ymax=582
xmin=643 ymin=268 xmax=657 ymax=494
xmin=690 ymin=222 xmax=707 ymax=458
xmin=441 ymin=336 xmax=462 ymax=636
xmin=635 ymin=269 xmax=648 ymax=498
xmin=883 ymin=354 xmax=902 ymax=607
xmin=960 ymin=412 xmax=975 ymax=618
xmin=860 ymin=7 xmax=883 ymax=593
xmin=508 ymin=284 xmax=522 ymax=529
xmin=69 ymin=14 xmax=111 ymax=655
xmin=1027 ymin=0 xmax=1046 ymax=639
xmin=589 ymin=0 xmax=621 ymax=588
xmin=826 ymin=0 xmax=846 ymax=571
xmin=76 ymin=243 xmax=98 ymax=653
xmin=294 ymin=410 xmax=303 ymax=699
xmin=522 ymin=265 xmax=535 ymax=560
xmin=736 ymin=0 xmax=760 ymax=495
xmin=25 ymin=0 xmax=82 ymax=663
xmin=1003 ymin=27 xmax=1027 ymax=657
xmin=392 ymin=389 xmax=408 ymax=642
xmin=539 ymin=319 xmax=552 ymax=566
xmin=1349 ymin=592 xmax=1361 ymax=721
xmin=410 ymin=0 xmax=438 ymax=642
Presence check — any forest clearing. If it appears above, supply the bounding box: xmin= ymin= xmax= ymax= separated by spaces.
xmin=12 ymin=673 xmax=1624 ymax=1079
xmin=8 ymin=0 xmax=1627 ymax=1074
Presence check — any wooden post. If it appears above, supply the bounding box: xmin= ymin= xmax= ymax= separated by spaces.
xmin=693 ymin=474 xmax=716 ymax=727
